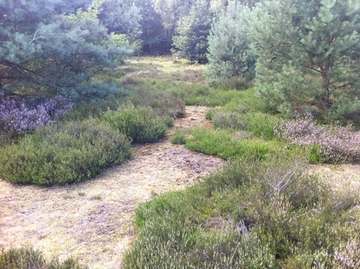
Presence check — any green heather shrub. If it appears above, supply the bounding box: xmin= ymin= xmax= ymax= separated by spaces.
xmin=212 ymin=111 xmax=245 ymax=130
xmin=0 ymin=119 xmax=132 ymax=185
xmin=102 ymin=104 xmax=167 ymax=143
xmin=238 ymin=112 xmax=282 ymax=140
xmin=0 ymin=247 xmax=85 ymax=269
xmin=205 ymin=108 xmax=216 ymax=120
xmin=124 ymin=157 xmax=360 ymax=268
xmin=237 ymin=139 xmax=278 ymax=161
xmin=170 ymin=129 xmax=190 ymax=145
xmin=124 ymin=191 xmax=199 ymax=268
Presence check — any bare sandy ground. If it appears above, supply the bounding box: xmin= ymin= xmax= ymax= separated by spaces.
xmin=0 ymin=106 xmax=224 ymax=269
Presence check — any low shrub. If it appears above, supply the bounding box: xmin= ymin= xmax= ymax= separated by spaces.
xmin=0 ymin=118 xmax=132 ymax=185
xmin=205 ymin=108 xmax=217 ymax=120
xmin=0 ymin=95 xmax=73 ymax=140
xmin=170 ymin=129 xmax=189 ymax=145
xmin=102 ymin=104 xmax=167 ymax=143
xmin=212 ymin=111 xmax=246 ymax=130
xmin=237 ymin=139 xmax=278 ymax=161
xmin=233 ymin=112 xmax=282 ymax=140
xmin=275 ymin=113 xmax=360 ymax=163
xmin=124 ymin=191 xmax=199 ymax=268
xmin=124 ymin=157 xmax=360 ymax=268
xmin=0 ymin=247 xmax=85 ymax=269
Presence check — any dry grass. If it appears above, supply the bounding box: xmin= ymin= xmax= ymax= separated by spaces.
xmin=310 ymin=164 xmax=360 ymax=191
xmin=122 ymin=56 xmax=205 ymax=83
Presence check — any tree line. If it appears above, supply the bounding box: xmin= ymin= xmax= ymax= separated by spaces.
xmin=1 ymin=0 xmax=360 ymax=122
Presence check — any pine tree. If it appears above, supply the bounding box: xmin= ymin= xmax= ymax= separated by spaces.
xmin=131 ymin=0 xmax=172 ymax=55
xmin=0 ymin=0 xmax=132 ymax=101
xmin=205 ymin=1 xmax=255 ymax=83
xmin=172 ymin=0 xmax=214 ymax=63
xmin=248 ymin=0 xmax=360 ymax=122
xmin=99 ymin=0 xmax=142 ymax=41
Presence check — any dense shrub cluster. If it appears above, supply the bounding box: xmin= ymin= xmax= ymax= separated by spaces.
xmin=275 ymin=113 xmax=360 ymax=164
xmin=124 ymin=157 xmax=360 ymax=268
xmin=0 ymin=119 xmax=132 ymax=185
xmin=102 ymin=104 xmax=167 ymax=143
xmin=0 ymin=247 xmax=85 ymax=269
xmin=0 ymin=95 xmax=73 ymax=137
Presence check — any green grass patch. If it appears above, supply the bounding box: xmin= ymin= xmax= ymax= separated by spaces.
xmin=185 ymin=128 xmax=242 ymax=159
xmin=0 ymin=118 xmax=132 ymax=185
xmin=0 ymin=247 xmax=85 ymax=269
xmin=180 ymin=87 xmax=246 ymax=106
xmin=184 ymin=128 xmax=280 ymax=160
xmin=170 ymin=129 xmax=191 ymax=145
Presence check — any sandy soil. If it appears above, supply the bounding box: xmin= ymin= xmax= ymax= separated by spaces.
xmin=0 ymin=106 xmax=224 ymax=269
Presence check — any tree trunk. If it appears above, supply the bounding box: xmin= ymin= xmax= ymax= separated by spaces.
xmin=321 ymin=57 xmax=332 ymax=108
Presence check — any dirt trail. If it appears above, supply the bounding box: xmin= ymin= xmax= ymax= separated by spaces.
xmin=0 ymin=106 xmax=224 ymax=269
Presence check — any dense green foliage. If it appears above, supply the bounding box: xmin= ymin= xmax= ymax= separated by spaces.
xmin=102 ymin=104 xmax=168 ymax=143
xmin=124 ymin=157 xmax=360 ymax=268
xmin=0 ymin=0 xmax=133 ymax=100
xmin=206 ymin=1 xmax=255 ymax=84
xmin=0 ymin=119 xmax=132 ymax=185
xmin=249 ymin=0 xmax=360 ymax=122
xmin=99 ymin=0 xmax=142 ymax=41
xmin=0 ymin=247 xmax=85 ymax=269
xmin=134 ymin=0 xmax=172 ymax=54
xmin=172 ymin=0 xmax=213 ymax=63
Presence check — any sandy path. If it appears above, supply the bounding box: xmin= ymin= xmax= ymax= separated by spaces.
xmin=0 ymin=106 xmax=224 ymax=269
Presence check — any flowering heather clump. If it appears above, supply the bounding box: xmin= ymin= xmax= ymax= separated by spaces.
xmin=334 ymin=241 xmax=360 ymax=268
xmin=275 ymin=113 xmax=360 ymax=163
xmin=0 ymin=95 xmax=73 ymax=136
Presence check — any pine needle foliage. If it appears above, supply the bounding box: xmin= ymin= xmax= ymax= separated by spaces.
xmin=248 ymin=0 xmax=360 ymax=122
xmin=206 ymin=1 xmax=256 ymax=84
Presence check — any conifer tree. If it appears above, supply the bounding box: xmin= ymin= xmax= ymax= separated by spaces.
xmin=130 ymin=0 xmax=172 ymax=54
xmin=99 ymin=0 xmax=142 ymax=41
xmin=0 ymin=0 xmax=132 ymax=101
xmin=172 ymin=0 xmax=214 ymax=63
xmin=206 ymin=1 xmax=255 ymax=83
xmin=249 ymin=0 xmax=360 ymax=122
